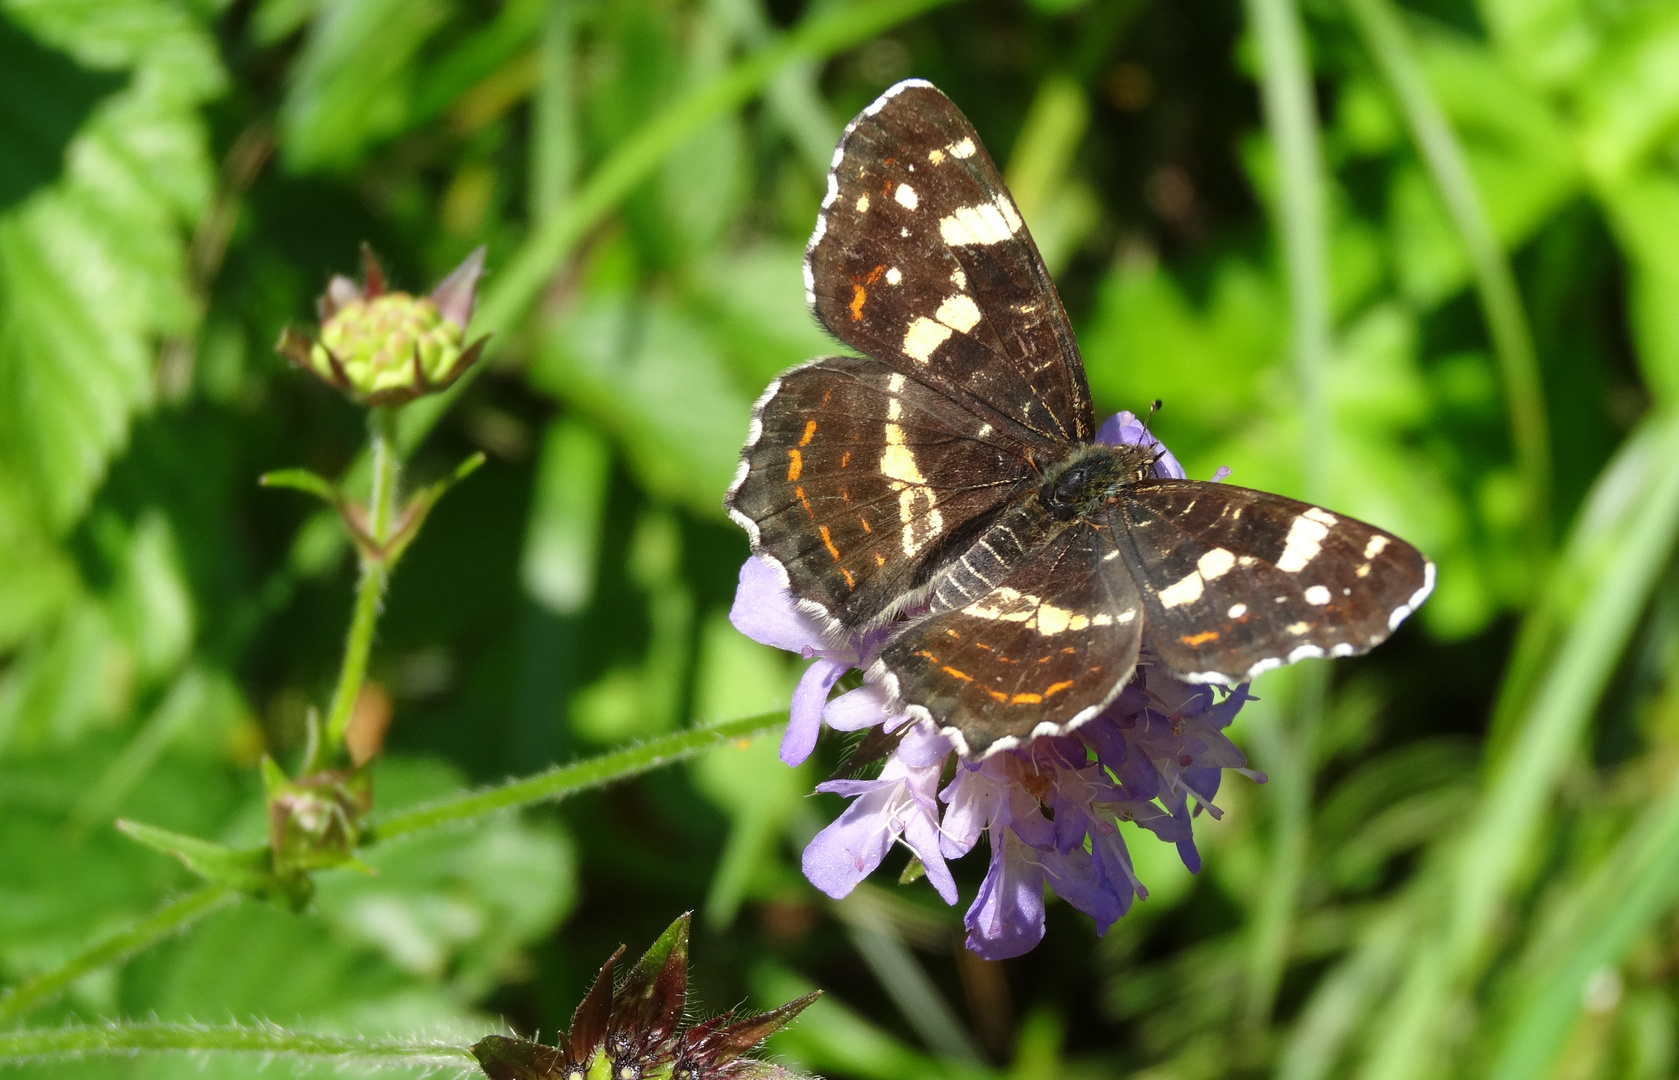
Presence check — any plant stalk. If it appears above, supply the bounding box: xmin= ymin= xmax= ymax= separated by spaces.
xmin=0 ymin=886 xmax=236 ymax=1025
xmin=0 ymin=1020 xmax=474 ymax=1065
xmin=367 ymin=711 xmax=786 ymax=843
xmin=316 ymin=407 xmax=400 ymax=769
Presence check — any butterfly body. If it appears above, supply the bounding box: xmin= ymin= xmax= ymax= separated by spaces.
xmin=726 ymin=80 xmax=1434 ymax=757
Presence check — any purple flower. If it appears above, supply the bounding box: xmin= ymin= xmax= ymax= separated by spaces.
xmin=728 ymin=415 xmax=1261 ymax=958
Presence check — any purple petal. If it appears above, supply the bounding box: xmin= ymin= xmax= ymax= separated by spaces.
xmin=939 ymin=763 xmax=1007 ymax=859
xmin=824 ymin=684 xmax=891 ymax=731
xmin=901 ymin=807 xmax=958 ymax=905
xmin=895 ymin=722 xmax=956 ymax=769
xmin=1096 ymin=410 xmax=1186 ymax=479
xmin=801 ymin=788 xmax=898 ymax=899
xmin=430 ymin=245 xmax=487 ymax=329
xmin=1041 ymin=846 xmax=1125 ymax=935
xmin=730 ymin=557 xmax=832 ymax=654
xmin=784 ymin=657 xmax=847 ymax=766
xmin=964 ymin=828 xmax=1046 ymax=960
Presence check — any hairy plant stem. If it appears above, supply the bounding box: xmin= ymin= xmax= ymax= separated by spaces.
xmin=367 ymin=711 xmax=786 ymax=842
xmin=0 ymin=886 xmax=236 ymax=1025
xmin=0 ymin=1020 xmax=474 ymax=1065
xmin=4 ymin=714 xmax=789 ymax=1022
xmin=315 ymin=407 xmax=400 ymax=771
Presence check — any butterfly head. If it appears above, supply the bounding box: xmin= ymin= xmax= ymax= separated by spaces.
xmin=1039 ymin=442 xmax=1157 ymax=521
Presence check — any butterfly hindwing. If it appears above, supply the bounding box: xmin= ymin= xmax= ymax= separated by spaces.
xmin=806 ymin=79 xmax=1094 ymax=450
xmin=873 ymin=520 xmax=1144 ymax=756
xmin=1112 ymin=480 xmax=1435 ymax=682
xmin=726 ymin=355 xmax=1034 ymax=630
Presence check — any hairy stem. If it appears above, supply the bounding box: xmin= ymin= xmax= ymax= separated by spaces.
xmin=0 ymin=886 xmax=236 ymax=1024
xmin=0 ymin=1020 xmax=474 ymax=1066
xmin=367 ymin=712 xmax=786 ymax=843
xmin=318 ymin=407 xmax=400 ymax=768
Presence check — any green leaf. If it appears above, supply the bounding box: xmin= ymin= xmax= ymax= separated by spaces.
xmin=114 ymin=819 xmax=296 ymax=905
xmin=0 ymin=12 xmax=126 ymax=210
xmin=258 ymin=467 xmax=341 ymax=504
xmin=0 ymin=0 xmax=222 ymax=532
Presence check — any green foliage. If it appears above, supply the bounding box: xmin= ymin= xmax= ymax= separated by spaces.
xmin=4 ymin=0 xmax=1679 ymax=1078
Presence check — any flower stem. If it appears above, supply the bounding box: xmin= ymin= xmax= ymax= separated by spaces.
xmin=316 ymin=407 xmax=400 ymax=770
xmin=366 ymin=712 xmax=786 ymax=843
xmin=0 ymin=1020 xmax=474 ymax=1066
xmin=0 ymin=885 xmax=236 ymax=1025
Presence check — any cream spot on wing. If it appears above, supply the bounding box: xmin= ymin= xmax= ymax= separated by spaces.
xmin=1304 ymin=585 xmax=1332 ymax=605
xmin=1197 ymin=547 xmax=1236 ymax=580
xmin=951 ymin=268 xmax=967 ymax=289
xmin=1277 ymin=513 xmax=1330 ymax=572
xmin=881 ymin=424 xmax=925 ymax=484
xmin=895 ymin=183 xmax=918 ymax=210
xmin=962 ymin=588 xmax=1115 ymax=635
xmin=928 ymin=148 xmax=945 ymax=165
xmin=1115 ymin=609 xmax=1136 ymax=623
xmin=1286 ymin=621 xmax=1311 ymax=635
xmin=1227 ymin=603 xmax=1247 ymax=618
xmin=1238 ymin=555 xmax=1258 ymax=567
xmin=1356 ymin=563 xmax=1371 ymax=578
xmin=1364 ymin=535 xmax=1390 ymax=559
xmin=902 ymin=316 xmax=952 ymax=362
xmin=887 ymin=372 xmax=905 ymax=393
xmin=996 ymin=196 xmax=1023 ymax=231
xmin=885 ymin=266 xmax=902 ymax=285
xmin=950 ymin=137 xmax=976 ymax=158
xmin=1158 ymin=570 xmax=1203 ymax=609
xmin=939 ymin=200 xmax=1018 ymax=246
xmin=855 ymin=193 xmax=870 ymax=213
xmin=1303 ymin=507 xmax=1338 ymax=526
xmin=935 ymin=293 xmax=982 ymax=333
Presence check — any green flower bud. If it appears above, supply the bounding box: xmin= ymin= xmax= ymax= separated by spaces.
xmin=278 ymin=245 xmax=488 ymax=406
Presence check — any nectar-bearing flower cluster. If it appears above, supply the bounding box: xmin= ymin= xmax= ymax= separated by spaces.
xmin=277 ymin=244 xmax=488 ymax=405
xmin=731 ymin=414 xmax=1261 ymax=959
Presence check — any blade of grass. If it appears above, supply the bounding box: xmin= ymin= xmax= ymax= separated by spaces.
xmin=1244 ymin=0 xmax=1333 ymax=1032
xmin=1487 ymin=741 xmax=1679 ymax=1078
xmin=1362 ymin=409 xmax=1679 ymax=1080
xmin=366 ymin=711 xmax=785 ymax=842
xmin=396 ymin=0 xmax=962 ymax=455
xmin=0 ymin=1020 xmax=474 ymax=1066
xmin=0 ymin=886 xmax=237 ymax=1025
xmin=1344 ymin=0 xmax=1551 ymax=559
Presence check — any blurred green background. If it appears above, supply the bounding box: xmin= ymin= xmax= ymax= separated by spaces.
xmin=4 ymin=0 xmax=1679 ymax=1076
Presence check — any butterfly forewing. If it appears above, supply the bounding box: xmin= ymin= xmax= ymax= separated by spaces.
xmin=726 ymin=356 xmax=1033 ymax=630
xmin=874 ymin=520 xmax=1144 ymax=756
xmin=807 ymin=80 xmax=1094 ymax=450
xmin=1113 ymin=481 xmax=1434 ymax=682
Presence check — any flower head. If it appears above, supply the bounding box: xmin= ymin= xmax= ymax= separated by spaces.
xmin=730 ymin=414 xmax=1262 ymax=958
xmin=278 ymin=245 xmax=488 ymax=405
xmin=473 ymin=914 xmax=819 ymax=1080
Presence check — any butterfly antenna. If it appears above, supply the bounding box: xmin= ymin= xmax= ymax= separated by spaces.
xmin=1144 ymin=399 xmax=1163 ymax=432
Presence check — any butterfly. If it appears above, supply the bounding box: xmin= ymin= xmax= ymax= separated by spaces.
xmin=725 ymin=79 xmax=1434 ymax=757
